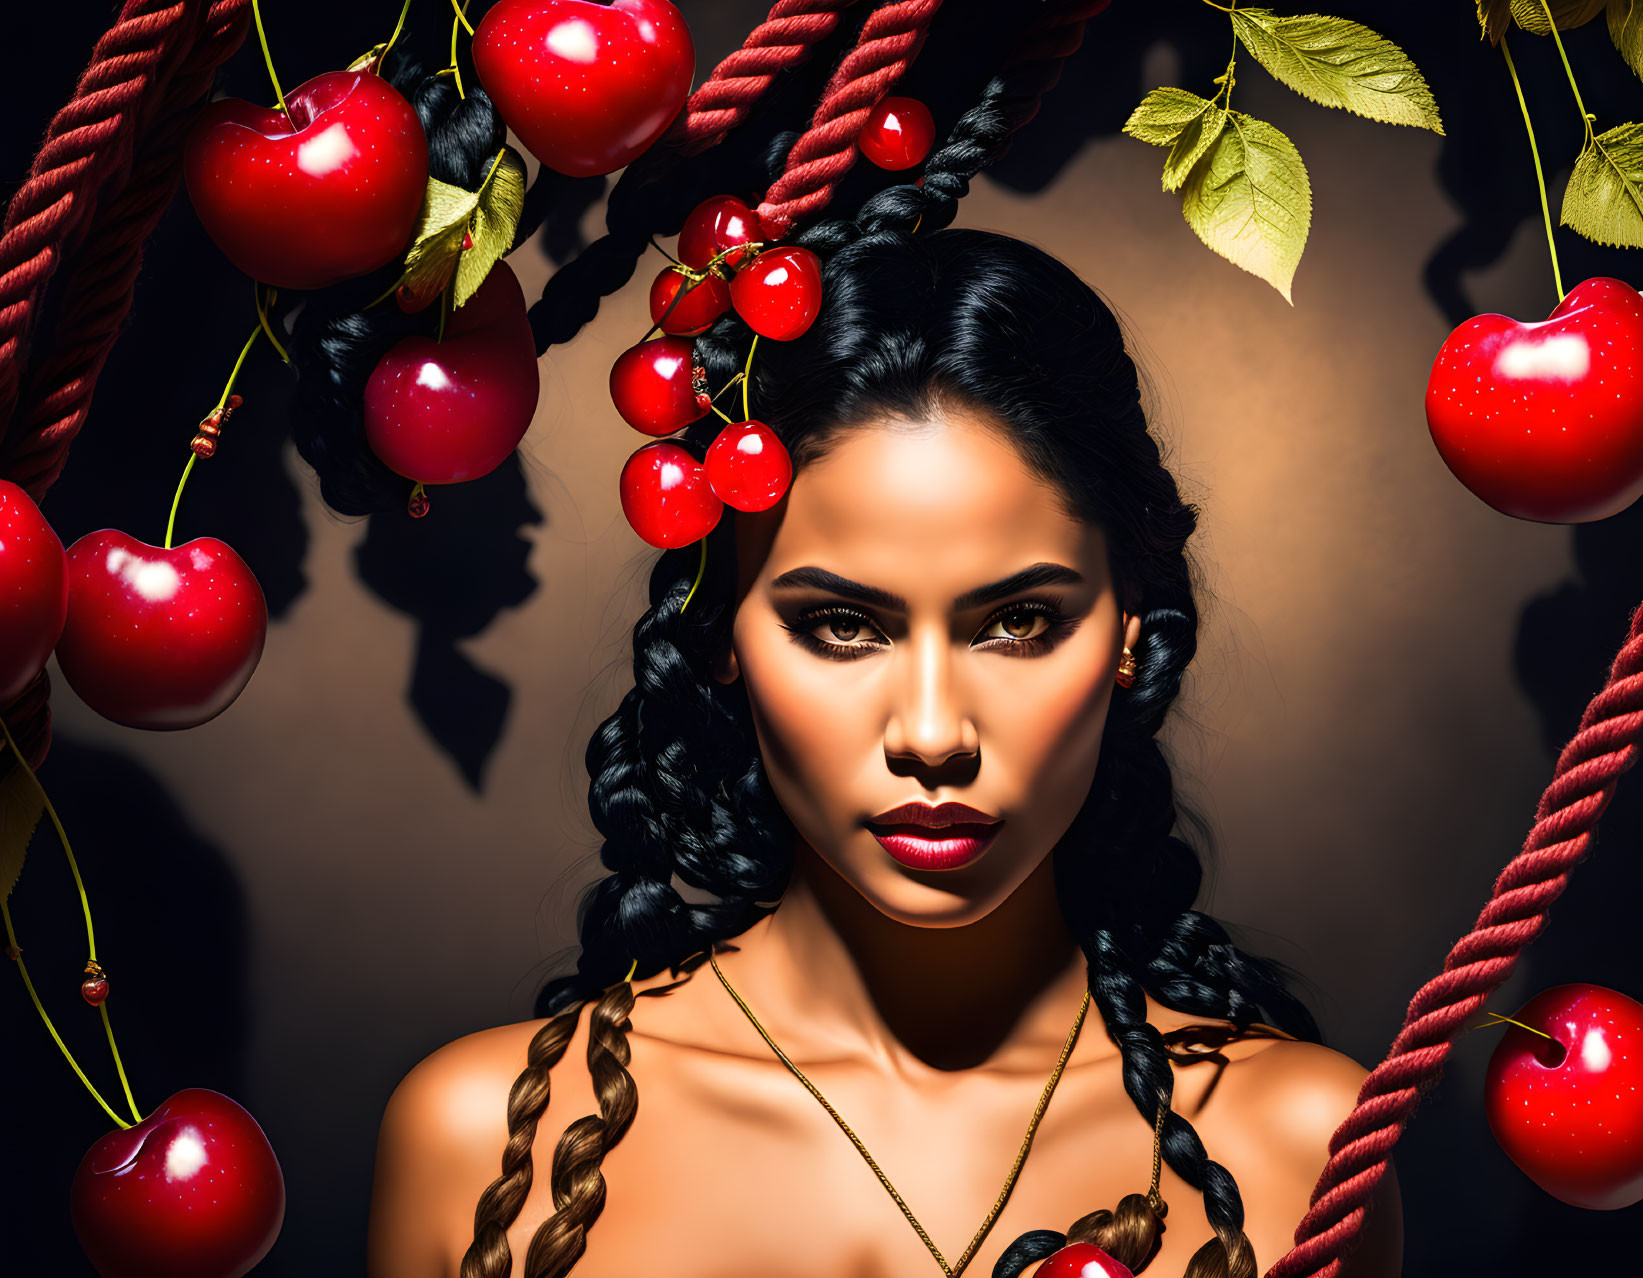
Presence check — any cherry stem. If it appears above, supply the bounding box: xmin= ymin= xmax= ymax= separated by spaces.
xmin=254 ymin=282 xmax=290 ymax=364
xmin=450 ymin=0 xmax=475 ymax=36
xmin=167 ymin=322 xmax=262 ymax=550
xmin=0 ymin=720 xmax=143 ymax=1128
xmin=251 ymin=0 xmax=287 ymax=115
xmin=649 ymin=235 xmax=683 ymax=266
xmin=710 ymin=372 xmax=745 ymax=404
xmin=680 ymin=536 xmax=708 ymax=614
xmin=1535 ymin=0 xmax=1595 ymax=144
xmin=376 ymin=0 xmax=414 ymax=75
xmin=1477 ymin=1011 xmax=1556 ymax=1042
xmin=448 ymin=0 xmax=472 ymax=98
xmin=1501 ymin=36 xmax=1566 ymax=304
xmin=742 ymin=333 xmax=759 ymax=421
xmin=709 ymin=402 xmax=735 ymax=425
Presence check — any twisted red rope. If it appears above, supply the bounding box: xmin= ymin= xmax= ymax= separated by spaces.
xmin=0 ymin=0 xmax=200 ymax=439
xmin=756 ymin=0 xmax=945 ymax=237
xmin=2 ymin=0 xmax=253 ymax=501
xmin=1265 ymin=599 xmax=1643 ymax=1278
xmin=673 ymin=0 xmax=861 ymax=158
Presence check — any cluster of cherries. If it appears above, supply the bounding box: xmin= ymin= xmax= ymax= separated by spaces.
xmin=611 ymin=96 xmax=938 ymax=550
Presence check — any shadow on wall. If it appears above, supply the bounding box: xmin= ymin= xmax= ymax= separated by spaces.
xmin=1 ymin=735 xmax=253 ymax=1278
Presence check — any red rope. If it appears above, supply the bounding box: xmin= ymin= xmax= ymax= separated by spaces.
xmin=755 ymin=0 xmax=945 ymax=238
xmin=673 ymin=0 xmax=861 ymax=158
xmin=1265 ymin=598 xmax=1643 ymax=1278
xmin=2 ymin=0 xmax=253 ymax=501
xmin=0 ymin=0 xmax=201 ymax=439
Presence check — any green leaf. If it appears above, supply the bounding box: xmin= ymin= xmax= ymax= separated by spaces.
xmin=1230 ymin=8 xmax=1444 ymax=133
xmin=0 ymin=765 xmax=45 ymax=903
xmin=1122 ymin=88 xmax=1229 ymax=193
xmin=401 ymin=176 xmax=479 ymax=314
xmin=1512 ymin=0 xmax=1609 ymax=34
xmin=1610 ymin=0 xmax=1643 ymax=78
xmin=1561 ymin=122 xmax=1643 ymax=247
xmin=1180 ymin=111 xmax=1312 ymax=304
xmin=454 ymin=148 xmax=527 ymax=308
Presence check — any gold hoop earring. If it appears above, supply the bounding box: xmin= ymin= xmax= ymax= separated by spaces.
xmin=1115 ymin=646 xmax=1137 ymax=689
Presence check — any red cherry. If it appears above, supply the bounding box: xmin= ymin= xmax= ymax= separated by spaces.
xmin=705 ymin=419 xmax=791 ymax=511
xmin=1030 ymin=1242 xmax=1135 ymax=1278
xmin=472 ymin=0 xmax=694 ymax=178
xmin=365 ymin=259 xmax=542 ymax=484
xmin=1425 ymin=276 xmax=1643 ymax=522
xmin=649 ymin=265 xmax=731 ymax=336
xmin=183 ymin=70 xmax=428 ymax=290
xmin=620 ymin=440 xmax=723 ymax=548
xmin=55 ymin=530 xmax=267 ymax=731
xmin=0 ymin=479 xmax=69 ymax=705
xmin=729 ymin=246 xmax=823 ymax=341
xmin=610 ymin=336 xmax=708 ymax=436
xmin=678 ymin=195 xmax=767 ymax=271
xmin=859 ymin=96 xmax=937 ymax=171
xmin=1484 ymin=982 xmax=1643 ymax=1209
xmin=81 ymin=976 xmax=109 ymax=1006
xmin=71 ymin=1088 xmax=284 ymax=1278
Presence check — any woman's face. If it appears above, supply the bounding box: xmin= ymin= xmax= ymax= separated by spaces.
xmin=717 ymin=404 xmax=1142 ymax=926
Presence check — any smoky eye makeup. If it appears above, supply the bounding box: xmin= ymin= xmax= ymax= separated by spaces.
xmin=778 ymin=595 xmax=1082 ymax=662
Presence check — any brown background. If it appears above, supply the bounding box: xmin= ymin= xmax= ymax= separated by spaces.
xmin=7 ymin=2 xmax=1643 ymax=1274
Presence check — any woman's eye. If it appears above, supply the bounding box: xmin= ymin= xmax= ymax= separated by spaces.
xmin=981 ymin=607 xmax=1051 ymax=644
xmin=815 ymin=614 xmax=882 ymax=646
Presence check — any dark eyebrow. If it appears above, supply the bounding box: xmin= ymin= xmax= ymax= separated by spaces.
xmin=767 ymin=562 xmax=1084 ymax=612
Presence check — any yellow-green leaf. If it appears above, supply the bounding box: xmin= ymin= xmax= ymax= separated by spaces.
xmin=1479 ymin=0 xmax=1514 ymax=42
xmin=1181 ymin=112 xmax=1312 ymax=304
xmin=1122 ymin=88 xmax=1230 ymax=193
xmin=401 ymin=176 xmax=479 ymax=314
xmin=1561 ymin=122 xmax=1643 ymax=247
xmin=0 ymin=764 xmax=45 ymax=902
xmin=1610 ymin=0 xmax=1643 ymax=78
xmin=454 ymin=148 xmax=527 ymax=308
xmin=1230 ymin=8 xmax=1444 ymax=133
xmin=1512 ymin=0 xmax=1608 ymax=34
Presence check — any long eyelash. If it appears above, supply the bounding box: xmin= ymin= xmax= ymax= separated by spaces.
xmin=780 ymin=597 xmax=1080 ymax=661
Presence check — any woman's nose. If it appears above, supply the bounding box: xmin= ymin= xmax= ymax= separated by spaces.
xmin=883 ymin=626 xmax=979 ymax=767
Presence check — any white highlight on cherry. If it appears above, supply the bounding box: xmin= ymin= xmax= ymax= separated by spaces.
xmin=106 ymin=547 xmax=180 ymax=602
xmin=416 ymin=362 xmax=452 ymax=391
xmin=547 ymin=19 xmax=600 ymax=63
xmin=297 ymin=123 xmax=360 ymax=178
xmin=164 ymin=1128 xmax=208 ymax=1181
xmin=1495 ymin=333 xmax=1590 ymax=382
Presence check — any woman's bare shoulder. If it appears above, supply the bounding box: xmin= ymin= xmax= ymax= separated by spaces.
xmin=366 ymin=1012 xmax=602 ymax=1278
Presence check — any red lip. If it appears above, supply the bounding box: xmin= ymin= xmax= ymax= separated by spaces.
xmin=865 ymin=800 xmax=1001 ymax=829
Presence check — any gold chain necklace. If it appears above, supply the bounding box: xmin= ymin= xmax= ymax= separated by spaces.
xmin=708 ymin=950 xmax=1115 ymax=1277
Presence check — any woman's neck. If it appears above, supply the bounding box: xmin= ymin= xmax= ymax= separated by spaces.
xmin=709 ymin=845 xmax=1100 ymax=1080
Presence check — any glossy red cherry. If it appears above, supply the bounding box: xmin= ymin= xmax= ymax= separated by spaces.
xmin=472 ymin=0 xmax=694 ymax=178
xmin=678 ymin=195 xmax=766 ymax=271
xmin=55 ymin=530 xmax=268 ymax=731
xmin=365 ymin=260 xmax=542 ymax=485
xmin=620 ymin=440 xmax=723 ymax=548
xmin=0 ymin=479 xmax=69 ymax=705
xmin=184 ymin=70 xmax=428 ymax=290
xmin=72 ymin=1088 xmax=284 ymax=1278
xmin=80 ymin=976 xmax=110 ymax=1006
xmin=1484 ymin=983 xmax=1643 ymax=1209
xmin=859 ymin=96 xmax=937 ymax=170
xmin=1425 ymin=276 xmax=1643 ymax=522
xmin=1030 ymin=1242 xmax=1135 ymax=1278
xmin=705 ymin=419 xmax=791 ymax=511
xmin=649 ymin=265 xmax=731 ymax=336
xmin=729 ymin=246 xmax=823 ymax=341
xmin=610 ymin=336 xmax=709 ymax=436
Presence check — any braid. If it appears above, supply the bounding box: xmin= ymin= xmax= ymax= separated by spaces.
xmin=458 ymin=995 xmax=594 ymax=1278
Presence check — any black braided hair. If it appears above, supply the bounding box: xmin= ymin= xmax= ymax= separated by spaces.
xmin=528 ymin=58 xmax=1321 ymax=1278
xmin=284 ymin=55 xmax=505 ymax=516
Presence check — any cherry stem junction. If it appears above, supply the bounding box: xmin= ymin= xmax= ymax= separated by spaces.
xmin=1535 ymin=0 xmax=1596 ymax=146
xmin=1477 ymin=1011 xmax=1556 ymax=1042
xmin=251 ymin=0 xmax=287 ymax=115
xmin=0 ymin=718 xmax=143 ymax=1128
xmin=1500 ymin=35 xmax=1566 ymax=303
